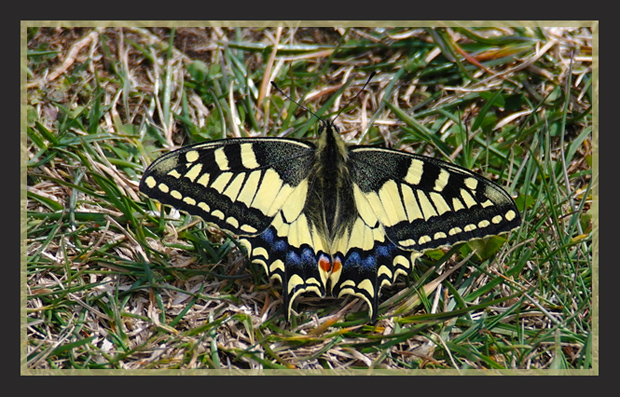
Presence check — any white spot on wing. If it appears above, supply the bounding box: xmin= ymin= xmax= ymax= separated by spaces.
xmin=464 ymin=224 xmax=476 ymax=232
xmin=417 ymin=192 xmax=438 ymax=220
xmin=434 ymin=168 xmax=450 ymax=191
xmin=184 ymin=163 xmax=203 ymax=182
xmin=240 ymin=143 xmax=260 ymax=169
xmin=214 ymin=147 xmax=229 ymax=171
xmin=379 ymin=180 xmax=407 ymax=226
xmin=197 ymin=173 xmax=210 ymax=187
xmin=401 ymin=184 xmax=423 ymax=222
xmin=226 ymin=216 xmax=239 ymax=228
xmin=167 ymin=169 xmax=182 ymax=179
xmin=460 ymin=188 xmax=477 ymax=208
xmin=210 ymin=172 xmax=233 ymax=193
xmin=419 ymin=235 xmax=432 ymax=245
xmin=429 ymin=192 xmax=450 ymax=215
xmin=452 ymin=197 xmax=465 ymax=212
xmin=405 ymin=159 xmax=424 ymax=185
xmin=240 ymin=224 xmax=258 ymax=234
xmin=464 ymin=177 xmax=478 ymax=190
xmin=145 ymin=176 xmax=156 ymax=188
xmin=449 ymin=227 xmax=462 ymax=235
xmin=222 ymin=173 xmax=246 ymax=201
xmin=185 ymin=150 xmax=199 ymax=163
xmin=158 ymin=183 xmax=169 ymax=193
xmin=236 ymin=170 xmax=261 ymax=206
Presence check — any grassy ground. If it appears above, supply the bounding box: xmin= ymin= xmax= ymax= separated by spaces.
xmin=24 ymin=24 xmax=595 ymax=372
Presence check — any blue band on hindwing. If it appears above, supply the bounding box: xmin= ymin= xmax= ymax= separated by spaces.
xmin=250 ymin=225 xmax=415 ymax=321
xmin=332 ymin=239 xmax=411 ymax=321
xmin=247 ymin=225 xmax=327 ymax=320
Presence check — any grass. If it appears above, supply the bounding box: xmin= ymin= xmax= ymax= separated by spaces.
xmin=24 ymin=24 xmax=595 ymax=372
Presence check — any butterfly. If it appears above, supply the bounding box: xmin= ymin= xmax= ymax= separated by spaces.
xmin=139 ymin=83 xmax=521 ymax=322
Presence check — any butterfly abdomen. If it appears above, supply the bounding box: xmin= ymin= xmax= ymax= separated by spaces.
xmin=304 ymin=123 xmax=358 ymax=240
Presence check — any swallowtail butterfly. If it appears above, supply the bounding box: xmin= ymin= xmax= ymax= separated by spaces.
xmin=139 ymin=83 xmax=521 ymax=321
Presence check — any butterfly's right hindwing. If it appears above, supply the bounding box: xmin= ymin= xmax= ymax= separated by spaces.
xmin=139 ymin=138 xmax=316 ymax=237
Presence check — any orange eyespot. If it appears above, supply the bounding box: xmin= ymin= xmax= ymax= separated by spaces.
xmin=332 ymin=257 xmax=342 ymax=274
xmin=319 ymin=255 xmax=332 ymax=272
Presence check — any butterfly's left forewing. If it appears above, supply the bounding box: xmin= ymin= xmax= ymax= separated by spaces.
xmin=140 ymin=138 xmax=316 ymax=233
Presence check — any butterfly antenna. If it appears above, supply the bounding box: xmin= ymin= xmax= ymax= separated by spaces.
xmin=270 ymin=81 xmax=327 ymax=128
xmin=331 ymin=71 xmax=376 ymax=125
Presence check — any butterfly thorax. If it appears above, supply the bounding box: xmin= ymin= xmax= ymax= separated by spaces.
xmin=304 ymin=122 xmax=358 ymax=245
